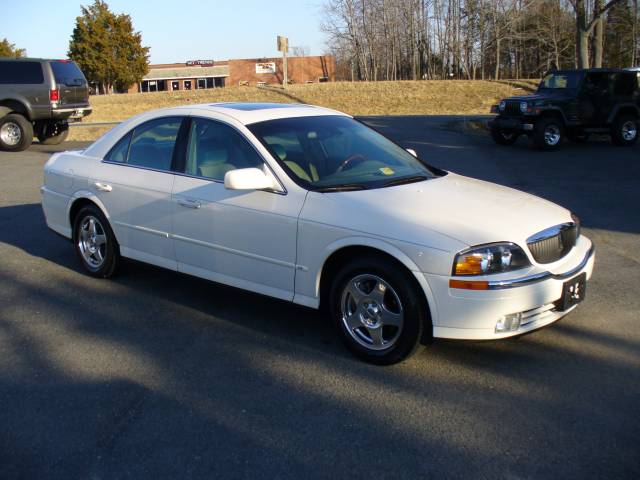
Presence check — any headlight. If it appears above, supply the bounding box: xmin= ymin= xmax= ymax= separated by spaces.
xmin=519 ymin=101 xmax=530 ymax=113
xmin=453 ymin=243 xmax=530 ymax=276
xmin=499 ymin=100 xmax=506 ymax=112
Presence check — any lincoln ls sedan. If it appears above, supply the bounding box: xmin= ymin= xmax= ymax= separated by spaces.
xmin=41 ymin=103 xmax=595 ymax=364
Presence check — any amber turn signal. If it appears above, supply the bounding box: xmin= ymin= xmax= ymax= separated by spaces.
xmin=449 ymin=279 xmax=490 ymax=290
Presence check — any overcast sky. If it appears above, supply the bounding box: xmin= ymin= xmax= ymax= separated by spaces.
xmin=1 ymin=0 xmax=327 ymax=63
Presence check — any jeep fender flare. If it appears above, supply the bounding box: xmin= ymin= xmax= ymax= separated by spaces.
xmin=0 ymin=96 xmax=33 ymax=120
xmin=537 ymin=107 xmax=568 ymax=124
xmin=607 ymin=104 xmax=640 ymax=124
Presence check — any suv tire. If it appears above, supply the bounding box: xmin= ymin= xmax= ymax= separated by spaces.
xmin=490 ymin=127 xmax=518 ymax=146
xmin=611 ymin=114 xmax=638 ymax=147
xmin=0 ymin=114 xmax=33 ymax=152
xmin=329 ymin=255 xmax=426 ymax=365
xmin=37 ymin=122 xmax=69 ymax=145
xmin=533 ymin=117 xmax=564 ymax=150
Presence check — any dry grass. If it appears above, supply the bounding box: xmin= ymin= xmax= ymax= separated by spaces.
xmin=68 ymin=80 xmax=539 ymax=141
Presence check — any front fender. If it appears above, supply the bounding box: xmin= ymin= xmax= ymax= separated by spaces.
xmin=310 ymin=235 xmax=439 ymax=322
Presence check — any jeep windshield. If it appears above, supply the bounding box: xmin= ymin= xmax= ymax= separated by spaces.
xmin=538 ymin=72 xmax=582 ymax=90
xmin=248 ymin=115 xmax=443 ymax=191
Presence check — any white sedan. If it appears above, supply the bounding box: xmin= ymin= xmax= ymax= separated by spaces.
xmin=41 ymin=103 xmax=595 ymax=364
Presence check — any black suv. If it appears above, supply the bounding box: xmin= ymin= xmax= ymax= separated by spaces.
xmin=489 ymin=69 xmax=639 ymax=150
xmin=0 ymin=58 xmax=92 ymax=152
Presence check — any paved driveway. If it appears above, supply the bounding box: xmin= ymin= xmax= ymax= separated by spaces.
xmin=0 ymin=119 xmax=638 ymax=479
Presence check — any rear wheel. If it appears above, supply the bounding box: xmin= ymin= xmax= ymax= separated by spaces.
xmin=329 ymin=255 xmax=426 ymax=365
xmin=37 ymin=121 xmax=69 ymax=145
xmin=533 ymin=117 xmax=564 ymax=150
xmin=73 ymin=204 xmax=119 ymax=278
xmin=0 ymin=114 xmax=33 ymax=152
xmin=611 ymin=115 xmax=638 ymax=147
xmin=490 ymin=127 xmax=518 ymax=146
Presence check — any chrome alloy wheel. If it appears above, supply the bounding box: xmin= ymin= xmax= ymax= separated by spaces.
xmin=622 ymin=121 xmax=638 ymax=141
xmin=544 ymin=124 xmax=561 ymax=146
xmin=78 ymin=216 xmax=107 ymax=269
xmin=340 ymin=274 xmax=404 ymax=351
xmin=0 ymin=122 xmax=22 ymax=146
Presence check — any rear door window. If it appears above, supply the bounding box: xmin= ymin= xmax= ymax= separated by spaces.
xmin=612 ymin=73 xmax=637 ymax=96
xmin=0 ymin=61 xmax=44 ymax=84
xmin=49 ymin=61 xmax=86 ymax=86
xmin=127 ymin=117 xmax=183 ymax=171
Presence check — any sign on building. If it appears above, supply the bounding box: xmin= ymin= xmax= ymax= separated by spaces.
xmin=256 ymin=62 xmax=276 ymax=74
xmin=187 ymin=60 xmax=214 ymax=66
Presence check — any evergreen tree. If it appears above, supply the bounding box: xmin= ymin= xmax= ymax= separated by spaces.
xmin=68 ymin=0 xmax=149 ymax=94
xmin=605 ymin=0 xmax=636 ymax=68
xmin=0 ymin=38 xmax=26 ymax=58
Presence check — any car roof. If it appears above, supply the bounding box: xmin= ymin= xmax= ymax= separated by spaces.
xmin=0 ymin=57 xmax=72 ymax=62
xmin=186 ymin=102 xmax=350 ymax=125
xmin=552 ymin=68 xmax=631 ymax=75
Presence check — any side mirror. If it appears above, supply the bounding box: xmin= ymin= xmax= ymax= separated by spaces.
xmin=224 ymin=168 xmax=273 ymax=190
xmin=406 ymin=148 xmax=418 ymax=158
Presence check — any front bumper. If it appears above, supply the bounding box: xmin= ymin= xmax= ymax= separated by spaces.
xmin=489 ymin=117 xmax=534 ymax=133
xmin=424 ymin=239 xmax=595 ymax=340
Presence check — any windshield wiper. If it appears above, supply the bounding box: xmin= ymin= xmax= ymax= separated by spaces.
xmin=314 ymin=184 xmax=368 ymax=193
xmin=381 ymin=175 xmax=429 ymax=188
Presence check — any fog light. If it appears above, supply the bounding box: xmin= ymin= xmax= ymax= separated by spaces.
xmin=495 ymin=313 xmax=522 ymax=333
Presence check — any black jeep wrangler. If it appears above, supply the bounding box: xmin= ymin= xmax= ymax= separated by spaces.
xmin=489 ymin=69 xmax=639 ymax=150
xmin=0 ymin=58 xmax=92 ymax=152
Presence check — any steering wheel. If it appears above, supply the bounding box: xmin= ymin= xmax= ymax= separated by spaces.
xmin=337 ymin=154 xmax=366 ymax=172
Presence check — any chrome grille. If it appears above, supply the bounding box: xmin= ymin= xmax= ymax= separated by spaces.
xmin=527 ymin=223 xmax=578 ymax=264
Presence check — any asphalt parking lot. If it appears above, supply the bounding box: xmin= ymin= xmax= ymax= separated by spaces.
xmin=1 ymin=117 xmax=638 ymax=479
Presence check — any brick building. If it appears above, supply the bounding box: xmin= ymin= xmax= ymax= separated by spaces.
xmin=128 ymin=55 xmax=335 ymax=93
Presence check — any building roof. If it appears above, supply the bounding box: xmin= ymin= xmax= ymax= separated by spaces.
xmin=143 ymin=65 xmax=229 ymax=81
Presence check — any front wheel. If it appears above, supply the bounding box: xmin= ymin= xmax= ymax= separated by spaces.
xmin=533 ymin=117 xmax=564 ymax=150
xmin=611 ymin=115 xmax=638 ymax=147
xmin=329 ymin=256 xmax=426 ymax=365
xmin=73 ymin=204 xmax=119 ymax=278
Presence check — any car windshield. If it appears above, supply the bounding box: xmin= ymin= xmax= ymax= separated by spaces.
xmin=538 ymin=72 xmax=582 ymax=90
xmin=248 ymin=115 xmax=442 ymax=191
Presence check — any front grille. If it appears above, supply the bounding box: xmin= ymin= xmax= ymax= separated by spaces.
xmin=503 ymin=101 xmax=522 ymax=116
xmin=527 ymin=223 xmax=578 ymax=264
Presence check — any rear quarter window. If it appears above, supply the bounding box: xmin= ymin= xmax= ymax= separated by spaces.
xmin=49 ymin=61 xmax=87 ymax=86
xmin=0 ymin=61 xmax=44 ymax=84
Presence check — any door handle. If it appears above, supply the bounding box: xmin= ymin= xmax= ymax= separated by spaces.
xmin=177 ymin=198 xmax=201 ymax=209
xmin=94 ymin=182 xmax=112 ymax=192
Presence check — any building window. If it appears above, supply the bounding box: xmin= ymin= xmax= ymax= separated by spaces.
xmin=206 ymin=77 xmax=214 ymax=89
xmin=172 ymin=81 xmax=179 ymax=91
xmin=197 ymin=78 xmax=206 ymax=89
xmin=184 ymin=80 xmax=192 ymax=90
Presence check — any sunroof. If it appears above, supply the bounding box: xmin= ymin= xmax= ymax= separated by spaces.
xmin=214 ymin=103 xmax=305 ymax=111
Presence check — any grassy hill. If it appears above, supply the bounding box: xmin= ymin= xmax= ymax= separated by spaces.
xmin=69 ymin=80 xmax=539 ymax=141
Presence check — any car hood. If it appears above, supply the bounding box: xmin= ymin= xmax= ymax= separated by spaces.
xmin=503 ymin=92 xmax=570 ymax=102
xmin=302 ymin=173 xmax=571 ymax=251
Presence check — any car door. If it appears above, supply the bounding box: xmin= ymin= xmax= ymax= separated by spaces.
xmin=171 ymin=117 xmax=305 ymax=301
xmin=93 ymin=116 xmax=185 ymax=270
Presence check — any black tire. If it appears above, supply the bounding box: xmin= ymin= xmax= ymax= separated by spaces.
xmin=611 ymin=114 xmax=638 ymax=147
xmin=0 ymin=113 xmax=33 ymax=152
xmin=72 ymin=204 xmax=119 ymax=278
xmin=37 ymin=122 xmax=69 ymax=145
xmin=533 ymin=117 xmax=564 ymax=150
xmin=567 ymin=131 xmax=590 ymax=143
xmin=490 ymin=127 xmax=518 ymax=146
xmin=329 ymin=255 xmax=426 ymax=365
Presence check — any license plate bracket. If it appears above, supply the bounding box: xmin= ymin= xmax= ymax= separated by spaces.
xmin=557 ymin=272 xmax=587 ymax=311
